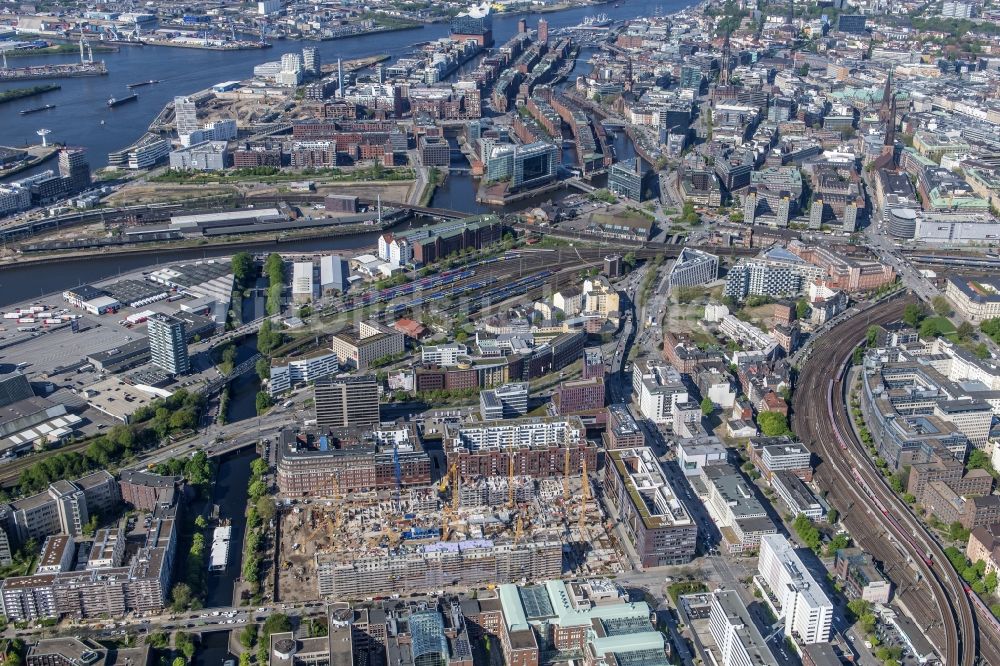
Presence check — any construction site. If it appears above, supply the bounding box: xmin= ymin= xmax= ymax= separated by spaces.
xmin=276 ymin=454 xmax=624 ymax=602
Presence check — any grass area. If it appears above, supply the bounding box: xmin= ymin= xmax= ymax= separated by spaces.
xmin=921 ymin=316 xmax=957 ymax=341
xmin=149 ymin=165 xmax=414 ymax=185
xmin=667 ymin=581 xmax=708 ymax=604
xmin=0 ymin=84 xmax=60 ymax=104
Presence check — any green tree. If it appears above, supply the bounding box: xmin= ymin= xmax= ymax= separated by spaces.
xmin=248 ymin=479 xmax=267 ymax=501
xmin=757 ymin=411 xmax=791 ymax=437
xmin=148 ymin=632 xmax=169 ymax=649
xmin=231 ymin=252 xmax=255 ymax=289
xmin=239 ymin=653 xmax=251 ymax=666
xmin=263 ymin=614 xmax=292 ymax=640
xmin=171 ymin=583 xmax=193 ymax=611
xmin=700 ymin=397 xmax=714 ymax=416
xmin=172 ymin=658 xmax=186 ymax=666
xmin=827 ymin=508 xmax=839 ymax=524
xmin=256 ymin=357 xmax=270 ymax=382
xmin=239 ymin=624 xmax=259 ymax=649
xmin=174 ymin=632 xmax=195 ymax=660
xmin=256 ymin=391 xmax=272 ymax=415
xmin=251 ymin=458 xmax=268 ymax=478
xmin=623 ymin=252 xmax=637 ymax=269
xmin=956 ymin=321 xmax=975 ymax=341
xmin=257 ymin=496 xmax=276 ymax=523
xmin=932 ymin=295 xmax=952 ymax=317
xmin=194 ymin=515 xmax=208 ymax=530
xmin=903 ymin=303 xmax=926 ymax=328
xmin=795 ymin=298 xmax=810 ymax=320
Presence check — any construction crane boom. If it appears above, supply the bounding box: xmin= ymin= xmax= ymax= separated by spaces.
xmin=563 ymin=446 xmax=571 ymax=502
xmin=508 ymin=455 xmax=516 ymax=508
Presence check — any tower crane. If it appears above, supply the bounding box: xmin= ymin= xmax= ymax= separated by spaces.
xmin=563 ymin=446 xmax=571 ymax=502
xmin=508 ymin=454 xmax=516 ymax=508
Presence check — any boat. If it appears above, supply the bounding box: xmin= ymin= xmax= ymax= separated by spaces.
xmin=126 ymin=79 xmax=159 ymax=88
xmin=19 ymin=104 xmax=56 ymax=115
xmin=107 ymin=93 xmax=138 ymax=107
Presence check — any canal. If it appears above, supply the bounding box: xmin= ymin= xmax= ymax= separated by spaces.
xmin=194 ymin=631 xmax=236 ymax=666
xmin=1 ymin=0 xmax=694 ymax=176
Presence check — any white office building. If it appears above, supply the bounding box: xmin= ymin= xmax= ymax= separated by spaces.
xmin=269 ymin=350 xmax=339 ymax=396
xmin=709 ymin=589 xmax=779 ymax=666
xmin=480 ymin=382 xmax=529 ymax=420
xmin=633 ymin=360 xmax=689 ymax=424
xmin=668 ymin=248 xmax=719 ymax=293
xmin=756 ymin=534 xmax=833 ymax=645
xmin=174 ymin=96 xmax=199 ymax=139
xmin=421 ymin=343 xmax=468 ymax=366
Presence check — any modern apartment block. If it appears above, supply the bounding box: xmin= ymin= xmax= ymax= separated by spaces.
xmin=603 ymin=447 xmax=697 ymax=566
xmin=331 ymin=320 xmax=404 ymax=370
xmin=443 ymin=416 xmax=596 ymax=480
xmin=479 ymin=383 xmax=529 ymax=420
xmin=268 ymin=349 xmax=339 ymax=396
xmin=316 ymin=539 xmax=561 ymax=598
xmin=0 ymin=501 xmax=177 ymax=621
xmin=313 ymin=375 xmax=380 ymax=429
xmin=276 ymin=425 xmax=431 ymax=497
xmin=756 ymin=534 xmax=833 ymax=645
xmin=747 ymin=437 xmax=813 ymax=482
xmin=146 ymin=313 xmax=189 ymax=375
xmin=3 ymin=472 xmax=118 ymax=544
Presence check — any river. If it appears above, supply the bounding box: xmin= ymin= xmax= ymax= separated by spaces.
xmin=0 ymin=0 xmax=693 ymax=171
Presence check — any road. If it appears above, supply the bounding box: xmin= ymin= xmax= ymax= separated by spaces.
xmin=792 ymin=294 xmax=989 ymax=666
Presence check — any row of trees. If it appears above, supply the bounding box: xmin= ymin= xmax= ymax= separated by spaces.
xmin=17 ymin=391 xmax=203 ymax=496
xmin=242 ymin=458 xmax=272 ymax=603
xmin=265 ymin=254 xmax=285 ymax=316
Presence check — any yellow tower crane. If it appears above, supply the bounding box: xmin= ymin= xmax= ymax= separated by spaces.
xmin=451 ymin=462 xmax=460 ymax=511
xmin=581 ymin=454 xmax=590 ymax=502
xmin=563 ymin=446 xmax=571 ymax=502
xmin=508 ymin=454 xmax=516 ymax=508
xmin=514 ymin=512 xmax=524 ymax=543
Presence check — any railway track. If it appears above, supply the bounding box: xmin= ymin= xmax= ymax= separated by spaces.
xmin=792 ymin=295 xmax=989 ymax=666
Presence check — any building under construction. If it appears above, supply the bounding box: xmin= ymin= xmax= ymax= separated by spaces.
xmin=443 ymin=416 xmax=598 ymax=480
xmin=315 ymin=538 xmax=562 ymax=599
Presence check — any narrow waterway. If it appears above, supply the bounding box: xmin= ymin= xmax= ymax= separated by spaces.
xmin=193 ymin=631 xmax=236 ymax=666
xmin=204 ymin=447 xmax=255 ymax=608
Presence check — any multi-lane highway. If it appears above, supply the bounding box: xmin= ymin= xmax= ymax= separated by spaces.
xmin=793 ymin=295 xmax=997 ymax=666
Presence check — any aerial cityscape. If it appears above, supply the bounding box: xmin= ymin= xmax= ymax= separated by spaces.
xmin=1 ymin=0 xmax=1000 ymax=665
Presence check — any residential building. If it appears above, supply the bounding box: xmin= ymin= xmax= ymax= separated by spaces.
xmin=146 ymin=313 xmax=189 ymax=375
xmin=756 ymin=535 xmax=834 ymax=645
xmin=314 ymin=375 xmax=380 ymax=430
xmin=168 ymin=141 xmax=229 ymax=171
xmin=443 ymin=416 xmax=596 ymax=481
xmin=967 ymin=524 xmax=1000 ymax=576
xmin=604 ymin=447 xmax=697 ymax=565
xmin=174 ymin=96 xmax=199 ymax=139
xmin=748 ymin=437 xmax=812 ymax=482
xmin=677 ymin=437 xmax=726 ymax=476
xmin=316 ymin=539 xmax=561 ymax=598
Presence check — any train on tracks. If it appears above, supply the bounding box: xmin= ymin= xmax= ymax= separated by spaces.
xmin=827 ymin=342 xmax=935 ymax=567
